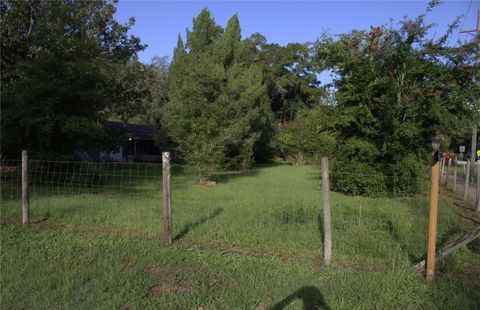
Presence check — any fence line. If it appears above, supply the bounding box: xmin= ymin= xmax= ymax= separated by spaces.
xmin=1 ymin=155 xmax=462 ymax=271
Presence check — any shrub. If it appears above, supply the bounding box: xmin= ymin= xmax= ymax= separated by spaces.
xmin=388 ymin=153 xmax=427 ymax=194
xmin=277 ymin=107 xmax=336 ymax=165
xmin=331 ymin=161 xmax=387 ymax=196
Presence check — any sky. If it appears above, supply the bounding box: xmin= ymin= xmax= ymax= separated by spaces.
xmin=114 ymin=0 xmax=479 ymax=64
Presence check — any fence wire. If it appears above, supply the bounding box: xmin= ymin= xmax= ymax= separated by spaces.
xmin=1 ymin=159 xmax=466 ymax=270
xmin=1 ymin=159 xmax=164 ymax=234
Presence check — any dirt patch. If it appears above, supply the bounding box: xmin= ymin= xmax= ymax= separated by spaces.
xmin=149 ymin=274 xmax=194 ymax=296
xmin=122 ymin=256 xmax=133 ymax=268
xmin=207 ymin=275 xmax=236 ymax=292
xmin=147 ymin=264 xmax=235 ymax=295
xmin=461 ymin=265 xmax=480 ymax=290
xmin=177 ymin=238 xmax=319 ymax=266
xmin=147 ymin=265 xmax=201 ymax=276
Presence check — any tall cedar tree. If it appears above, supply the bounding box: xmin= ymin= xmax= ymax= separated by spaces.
xmin=163 ymin=9 xmax=272 ymax=181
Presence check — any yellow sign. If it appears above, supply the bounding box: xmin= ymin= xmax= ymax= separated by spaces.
xmin=477 ymin=150 xmax=480 ymax=158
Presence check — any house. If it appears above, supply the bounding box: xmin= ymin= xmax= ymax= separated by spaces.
xmin=101 ymin=121 xmax=161 ymax=162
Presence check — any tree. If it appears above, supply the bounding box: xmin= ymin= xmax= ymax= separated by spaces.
xmin=1 ymin=0 xmax=144 ymax=158
xmin=163 ymin=9 xmax=272 ymax=181
xmin=314 ymin=6 xmax=478 ymax=194
xmin=277 ymin=106 xmax=337 ymax=165
xmin=106 ymin=56 xmax=170 ymax=125
xmin=243 ymin=35 xmax=324 ymax=123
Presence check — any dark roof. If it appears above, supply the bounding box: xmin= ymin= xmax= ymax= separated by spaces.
xmin=102 ymin=121 xmax=154 ymax=140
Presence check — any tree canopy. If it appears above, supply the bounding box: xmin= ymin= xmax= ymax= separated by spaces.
xmin=1 ymin=0 xmax=145 ymax=158
xmin=163 ymin=10 xmax=272 ymax=180
xmin=2 ymin=2 xmax=478 ymax=193
xmin=313 ymin=10 xmax=478 ymax=194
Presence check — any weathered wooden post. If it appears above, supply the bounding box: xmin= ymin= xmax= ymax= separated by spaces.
xmin=22 ymin=150 xmax=29 ymax=225
xmin=440 ymin=157 xmax=445 ymax=185
xmin=445 ymin=158 xmax=451 ymax=187
xmin=321 ymin=157 xmax=332 ymax=266
xmin=464 ymin=160 xmax=471 ymax=201
xmin=476 ymin=162 xmax=480 ymax=212
xmin=426 ymin=150 xmax=440 ymax=281
xmin=162 ymin=152 xmax=172 ymax=244
xmin=453 ymin=159 xmax=458 ymax=192
xmin=470 ymin=125 xmax=477 ymax=182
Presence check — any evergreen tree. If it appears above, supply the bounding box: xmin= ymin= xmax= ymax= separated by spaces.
xmin=163 ymin=9 xmax=272 ymax=181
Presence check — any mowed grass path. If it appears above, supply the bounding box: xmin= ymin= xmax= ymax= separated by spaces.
xmin=1 ymin=164 xmax=479 ymax=309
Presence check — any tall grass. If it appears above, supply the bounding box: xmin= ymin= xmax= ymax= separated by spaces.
xmin=1 ymin=164 xmax=479 ymax=309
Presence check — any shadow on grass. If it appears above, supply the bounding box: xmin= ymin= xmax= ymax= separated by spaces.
xmin=317 ymin=214 xmax=325 ymax=247
xmin=211 ymin=169 xmax=259 ymax=184
xmin=385 ymin=219 xmax=422 ymax=263
xmin=173 ymin=208 xmax=223 ymax=241
xmin=272 ymin=286 xmax=330 ymax=310
xmin=467 ymin=238 xmax=480 ymax=253
xmin=210 ymin=162 xmax=287 ymax=184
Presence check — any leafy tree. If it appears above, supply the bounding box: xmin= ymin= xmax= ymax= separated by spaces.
xmin=163 ymin=9 xmax=272 ymax=181
xmin=243 ymin=35 xmax=324 ymax=123
xmin=314 ymin=6 xmax=478 ymax=194
xmin=106 ymin=56 xmax=170 ymax=125
xmin=277 ymin=106 xmax=337 ymax=165
xmin=1 ymin=0 xmax=144 ymax=158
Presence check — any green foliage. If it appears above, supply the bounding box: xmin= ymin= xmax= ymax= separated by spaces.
xmin=331 ymin=161 xmax=387 ymax=196
xmin=338 ymin=138 xmax=380 ymax=164
xmin=106 ymin=60 xmax=167 ymax=124
xmin=331 ymin=139 xmax=385 ymax=196
xmin=314 ymin=5 xmax=477 ymax=195
xmin=0 ymin=0 xmax=144 ymax=158
xmin=277 ymin=106 xmax=337 ymax=165
xmin=243 ymin=35 xmax=324 ymax=123
xmin=163 ymin=9 xmax=273 ymax=180
xmin=2 ymin=53 xmax=107 ymax=158
xmin=388 ymin=154 xmax=427 ymax=194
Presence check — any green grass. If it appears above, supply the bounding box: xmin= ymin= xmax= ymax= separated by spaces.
xmin=1 ymin=164 xmax=479 ymax=309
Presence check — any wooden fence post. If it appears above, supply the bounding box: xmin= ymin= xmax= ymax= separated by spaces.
xmin=321 ymin=157 xmax=332 ymax=266
xmin=426 ymin=151 xmax=440 ymax=281
xmin=453 ymin=159 xmax=458 ymax=192
xmin=464 ymin=160 xmax=471 ymax=201
xmin=445 ymin=158 xmax=451 ymax=187
xmin=162 ymin=152 xmax=172 ymax=244
xmin=476 ymin=162 xmax=480 ymax=212
xmin=22 ymin=150 xmax=29 ymax=225
xmin=440 ymin=157 xmax=445 ymax=185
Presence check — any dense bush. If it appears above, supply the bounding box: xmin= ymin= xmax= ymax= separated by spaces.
xmin=387 ymin=154 xmax=427 ymax=195
xmin=331 ymin=161 xmax=387 ymax=196
xmin=330 ymin=138 xmax=386 ymax=196
xmin=277 ymin=107 xmax=336 ymax=165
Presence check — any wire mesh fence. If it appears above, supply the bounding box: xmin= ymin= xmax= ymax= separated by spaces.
xmin=1 ymin=159 xmax=164 ymax=234
xmin=1 ymin=157 xmax=464 ymax=270
xmin=440 ymin=157 xmax=479 ymax=202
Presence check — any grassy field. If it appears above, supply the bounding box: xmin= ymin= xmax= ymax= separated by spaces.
xmin=1 ymin=164 xmax=479 ymax=309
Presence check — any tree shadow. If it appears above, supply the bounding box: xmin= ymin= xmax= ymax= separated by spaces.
xmin=211 ymin=163 xmax=287 ymax=184
xmin=467 ymin=238 xmax=480 ymax=254
xmin=385 ymin=219 xmax=421 ymax=263
xmin=272 ymin=286 xmax=330 ymax=310
xmin=173 ymin=208 xmax=223 ymax=241
xmin=317 ymin=214 xmax=325 ymax=247
xmin=211 ymin=169 xmax=259 ymax=184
